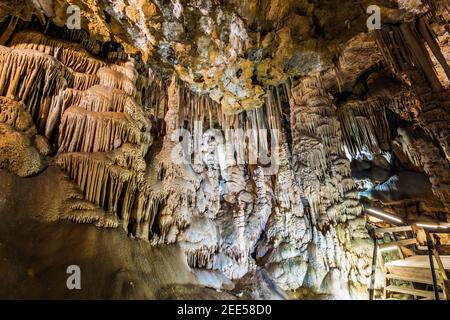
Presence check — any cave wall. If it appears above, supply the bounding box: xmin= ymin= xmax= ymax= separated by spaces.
xmin=0 ymin=0 xmax=449 ymax=300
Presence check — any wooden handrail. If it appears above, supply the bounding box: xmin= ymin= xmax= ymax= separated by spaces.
xmin=379 ymin=238 xmax=417 ymax=249
xmin=375 ymin=226 xmax=412 ymax=234
xmin=426 ymin=231 xmax=440 ymax=300
xmin=368 ymin=219 xmax=450 ymax=300
xmin=430 ymin=240 xmax=450 ymax=299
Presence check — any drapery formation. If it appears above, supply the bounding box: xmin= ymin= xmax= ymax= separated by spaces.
xmin=0 ymin=29 xmax=163 ymax=237
xmin=337 ymin=94 xmax=421 ymax=158
xmin=374 ymin=15 xmax=450 ymax=209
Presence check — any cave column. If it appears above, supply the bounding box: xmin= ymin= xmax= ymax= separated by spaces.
xmin=290 ymin=75 xmax=362 ymax=226
xmin=289 ymin=75 xmax=371 ymax=296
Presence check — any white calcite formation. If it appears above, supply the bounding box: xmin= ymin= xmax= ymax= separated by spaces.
xmin=289 ymin=76 xmax=372 ymax=297
xmin=0 ymin=0 xmax=449 ymax=300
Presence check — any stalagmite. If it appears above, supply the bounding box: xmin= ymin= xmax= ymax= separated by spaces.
xmin=1 ymin=2 xmax=449 ymax=301
xmin=0 ymin=96 xmax=33 ymax=131
xmin=289 ymin=75 xmax=371 ymax=296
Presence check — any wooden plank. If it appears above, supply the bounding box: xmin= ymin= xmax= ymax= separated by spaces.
xmin=386 ymin=273 xmax=435 ymax=286
xmin=375 ymin=226 xmax=412 ymax=234
xmin=386 ymin=265 xmax=443 ymax=281
xmin=379 ymin=238 xmax=417 ymax=249
xmin=385 ymin=285 xmax=443 ymax=299
xmin=386 ymin=255 xmax=450 ymax=270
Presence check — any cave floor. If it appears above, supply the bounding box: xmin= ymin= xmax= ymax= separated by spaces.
xmin=0 ymin=167 xmax=236 ymax=299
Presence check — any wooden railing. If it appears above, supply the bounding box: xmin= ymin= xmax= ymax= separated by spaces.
xmin=364 ymin=205 xmax=450 ymax=300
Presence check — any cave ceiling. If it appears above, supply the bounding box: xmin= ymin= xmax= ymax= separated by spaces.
xmin=0 ymin=0 xmax=428 ymax=113
xmin=0 ymin=0 xmax=450 ymax=300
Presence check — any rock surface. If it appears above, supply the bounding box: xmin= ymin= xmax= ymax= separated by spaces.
xmin=0 ymin=0 xmax=449 ymax=300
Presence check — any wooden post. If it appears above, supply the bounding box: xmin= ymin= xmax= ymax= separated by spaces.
xmin=430 ymin=235 xmax=449 ymax=299
xmin=426 ymin=231 xmax=440 ymax=300
xmin=368 ymin=227 xmax=378 ymax=300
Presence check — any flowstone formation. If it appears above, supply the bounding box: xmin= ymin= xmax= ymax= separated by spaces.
xmin=288 ymin=76 xmax=371 ymax=295
xmin=0 ymin=0 xmax=449 ymax=300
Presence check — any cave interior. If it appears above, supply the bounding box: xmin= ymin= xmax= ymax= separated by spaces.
xmin=0 ymin=0 xmax=449 ymax=300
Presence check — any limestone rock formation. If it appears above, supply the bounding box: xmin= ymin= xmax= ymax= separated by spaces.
xmin=0 ymin=0 xmax=449 ymax=300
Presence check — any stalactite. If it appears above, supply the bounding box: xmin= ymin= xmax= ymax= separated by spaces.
xmin=56 ymin=150 xmax=165 ymax=236
xmin=56 ymin=152 xmax=133 ymax=214
xmin=0 ymin=16 xmax=18 ymax=45
xmin=245 ymin=166 xmax=273 ymax=247
xmin=375 ymin=17 xmax=450 ymax=160
xmin=155 ymin=190 xmax=193 ymax=242
xmin=146 ymin=67 xmax=167 ymax=117
xmin=185 ymin=245 xmax=219 ymax=268
xmin=224 ymin=245 xmax=247 ymax=266
xmin=0 ymin=15 xmax=388 ymax=298
xmin=106 ymin=51 xmax=129 ymax=62
xmin=394 ymin=127 xmax=422 ymax=168
xmin=49 ymin=28 xmax=104 ymax=56
xmin=68 ymin=72 xmax=99 ymax=91
xmin=375 ymin=18 xmax=445 ymax=91
xmin=143 ymin=75 xmax=206 ymax=244
xmin=0 ymin=46 xmax=68 ymax=132
xmin=423 ymin=0 xmax=450 ymax=14
xmin=41 ymin=40 xmax=161 ymax=240
xmin=46 ymin=88 xmax=82 ymax=138
xmin=57 ymin=172 xmax=120 ymax=228
xmin=58 ymin=107 xmax=144 ymax=153
xmin=97 ymin=67 xmax=137 ymax=98
xmin=422 ymin=0 xmax=450 ymax=34
xmin=219 ymin=88 xmax=281 ymax=170
xmin=338 ymin=97 xmax=398 ymax=157
xmin=9 ymin=31 xmax=106 ymax=74
xmin=421 ymin=90 xmax=450 ymax=162
xmin=274 ymin=132 xmax=297 ymax=210
xmin=290 ymin=77 xmax=341 ymax=180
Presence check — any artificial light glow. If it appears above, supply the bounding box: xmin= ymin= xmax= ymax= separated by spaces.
xmin=366 ymin=208 xmax=403 ymax=223
xmin=380 ymin=246 xmax=398 ymax=252
xmin=416 ymin=223 xmax=449 ymax=229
